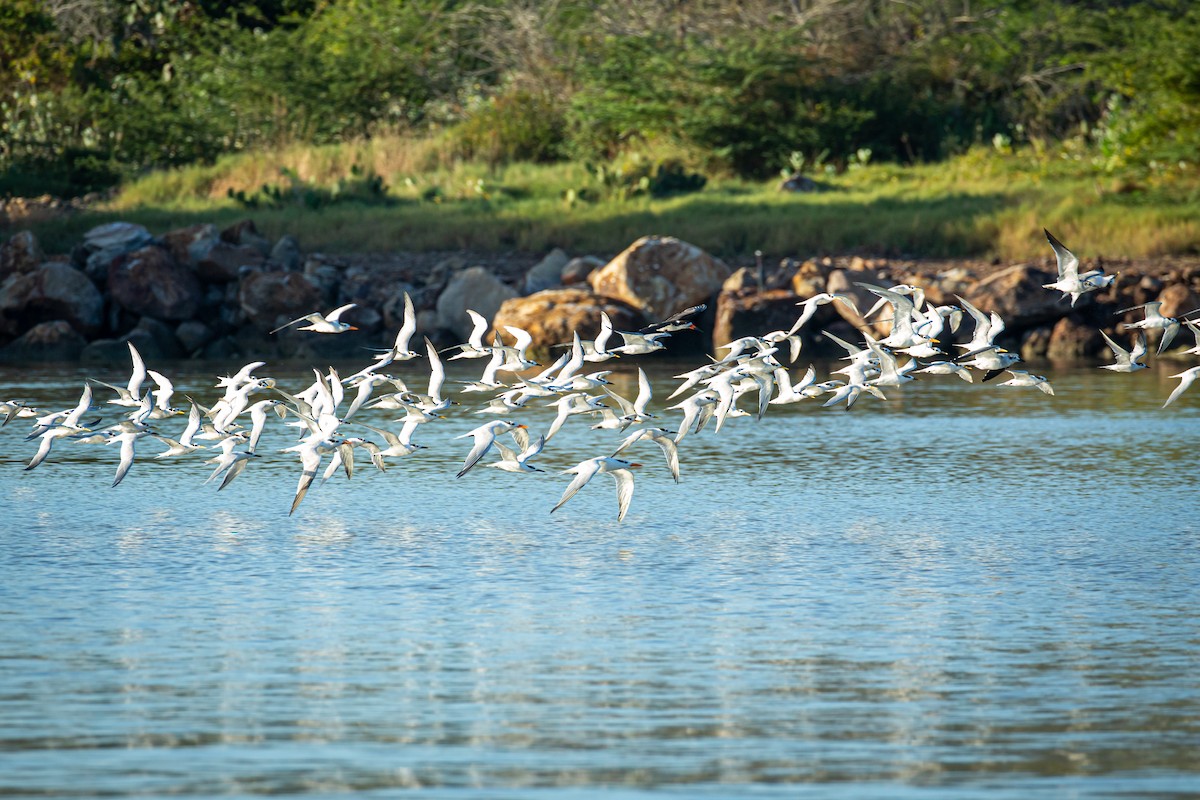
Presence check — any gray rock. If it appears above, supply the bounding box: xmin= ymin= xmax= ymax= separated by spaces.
xmin=523 ymin=248 xmax=570 ymax=294
xmin=269 ymin=235 xmax=302 ymax=271
xmin=436 ymin=266 xmax=518 ymax=340
xmin=561 ymin=256 xmax=604 ymax=286
xmin=83 ymin=221 xmax=154 ymax=253
xmin=0 ymin=262 xmax=105 ymax=338
xmin=0 ymin=320 xmax=87 ymax=362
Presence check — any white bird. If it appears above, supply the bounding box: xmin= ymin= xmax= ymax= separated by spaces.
xmin=270 ymin=303 xmax=358 ymax=334
xmin=350 ymin=421 xmax=426 ymax=461
xmin=669 ymin=389 xmax=719 ymax=443
xmin=611 ymin=427 xmax=680 ymax=483
xmin=769 ymin=365 xmax=817 ymax=404
xmin=551 ymin=456 xmax=641 ymax=522
xmin=496 ymin=325 xmax=539 ymax=373
xmin=1118 ymin=301 xmax=1181 ymax=355
xmin=610 ymin=329 xmax=670 ymax=356
xmin=1163 ymin=366 xmax=1200 ymax=408
xmin=107 ymin=428 xmax=151 ymax=487
xmin=578 ymin=311 xmax=619 ymax=363
xmin=144 ymin=369 xmax=181 ymax=419
xmin=215 ymin=361 xmax=267 ymax=391
xmin=447 ymin=309 xmax=493 ymax=360
xmin=1042 ymin=229 xmax=1113 ymax=306
xmin=1099 ymin=331 xmax=1148 ymax=372
xmin=997 ymin=370 xmax=1055 ymax=396
xmin=914 ymin=360 xmax=974 ymax=382
xmin=488 ymin=429 xmax=546 ymax=474
xmin=475 ymin=388 xmax=528 ymax=415
xmin=205 ymin=433 xmax=258 ymax=490
xmin=955 ymin=344 xmax=1021 ymax=381
xmin=455 ymin=419 xmax=526 ymax=478
xmin=789 ymin=293 xmax=860 ymax=335
xmin=362 ymin=292 xmax=421 ymax=373
xmin=152 ymin=403 xmax=206 ymax=458
xmin=603 ymin=367 xmax=654 ymax=427
xmin=544 ymin=392 xmax=605 ymax=442
xmin=92 ymin=341 xmax=147 ymax=407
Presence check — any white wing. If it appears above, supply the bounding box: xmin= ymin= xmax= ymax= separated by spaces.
xmin=325 ymin=302 xmax=357 ymax=322
xmin=610 ymin=468 xmax=636 ymax=522
xmin=551 ymin=458 xmax=603 ymax=514
xmin=394 ymin=293 xmax=417 ymax=352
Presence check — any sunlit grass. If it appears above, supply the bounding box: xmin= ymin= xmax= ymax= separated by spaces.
xmin=23 ymin=136 xmax=1200 ymax=260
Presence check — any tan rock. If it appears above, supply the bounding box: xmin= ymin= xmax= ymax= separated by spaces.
xmin=1044 ymin=316 xmax=1103 ymax=360
xmin=587 ymin=235 xmax=730 ymax=322
xmin=489 ymin=288 xmax=644 ymax=352
xmin=1156 ymin=282 xmax=1200 ymax=319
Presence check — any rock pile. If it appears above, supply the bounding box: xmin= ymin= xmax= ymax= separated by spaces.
xmin=2 ymin=222 xmax=1197 ymax=363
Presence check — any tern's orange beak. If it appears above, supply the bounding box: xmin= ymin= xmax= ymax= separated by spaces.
xmin=348 ymin=325 xmax=359 ymax=331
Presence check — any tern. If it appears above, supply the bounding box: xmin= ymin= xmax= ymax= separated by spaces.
xmin=107 ymin=428 xmax=151 ymax=487
xmin=446 ymin=308 xmax=494 ymax=360
xmin=997 ymin=370 xmax=1055 ymax=395
xmin=1163 ymin=366 xmax=1200 ymax=408
xmin=551 ymin=456 xmax=641 ymax=522
xmin=1117 ymin=301 xmax=1181 ymax=355
xmin=152 ymin=403 xmax=207 ymax=458
xmin=92 ymin=342 xmax=148 ymax=407
xmin=789 ymin=293 xmax=860 ymax=335
xmin=488 ymin=429 xmax=546 ymax=474
xmin=1099 ymin=331 xmax=1148 ymax=372
xmin=270 ymin=303 xmax=358 ymax=334
xmin=1042 ymin=229 xmax=1112 ymax=306
xmin=455 ymin=419 xmax=526 ymax=478
xmin=611 ymin=427 xmax=680 ymax=483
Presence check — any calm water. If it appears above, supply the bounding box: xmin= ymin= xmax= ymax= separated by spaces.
xmin=1 ymin=357 xmax=1198 ymax=799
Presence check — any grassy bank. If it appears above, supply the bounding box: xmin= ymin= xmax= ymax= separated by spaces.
xmin=15 ymin=136 xmax=1200 ymax=262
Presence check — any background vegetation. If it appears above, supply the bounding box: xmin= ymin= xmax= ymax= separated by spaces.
xmin=3 ymin=0 xmax=1198 ymax=258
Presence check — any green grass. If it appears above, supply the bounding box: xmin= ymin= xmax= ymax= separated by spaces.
xmin=19 ymin=136 xmax=1200 ymax=261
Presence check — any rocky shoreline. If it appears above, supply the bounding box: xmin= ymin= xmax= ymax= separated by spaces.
xmin=2 ymin=219 xmax=1199 ymax=365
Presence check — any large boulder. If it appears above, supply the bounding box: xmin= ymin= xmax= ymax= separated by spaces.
xmin=238 ymin=270 xmax=323 ymax=330
xmin=0 ymin=231 xmax=43 ymax=279
xmin=1048 ymin=315 xmax=1104 ymax=360
xmin=587 ymin=235 xmax=730 ymax=322
xmin=436 ymin=266 xmax=519 ymax=340
xmin=108 ymin=245 xmax=203 ymax=321
xmin=0 ymin=320 xmax=87 ymax=362
xmin=489 ymin=288 xmax=644 ymax=351
xmin=0 ymin=261 xmax=104 ymax=338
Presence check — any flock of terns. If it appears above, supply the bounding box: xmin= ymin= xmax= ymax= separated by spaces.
xmin=4 ymin=230 xmax=1200 ymax=521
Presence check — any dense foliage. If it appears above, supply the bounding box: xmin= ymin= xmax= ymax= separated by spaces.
xmin=3 ymin=0 xmax=1198 ymax=196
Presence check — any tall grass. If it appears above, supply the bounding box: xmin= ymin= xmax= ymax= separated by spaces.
xmin=21 ymin=136 xmax=1200 ymax=261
